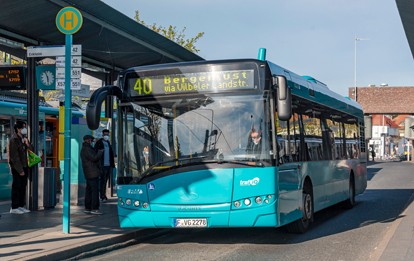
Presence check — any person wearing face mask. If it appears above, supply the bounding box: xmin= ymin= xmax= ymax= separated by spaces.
xmin=80 ymin=135 xmax=104 ymax=215
xmin=94 ymin=129 xmax=115 ymax=202
xmin=8 ymin=121 xmax=33 ymax=214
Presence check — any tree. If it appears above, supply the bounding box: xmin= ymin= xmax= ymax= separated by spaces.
xmin=134 ymin=10 xmax=204 ymax=53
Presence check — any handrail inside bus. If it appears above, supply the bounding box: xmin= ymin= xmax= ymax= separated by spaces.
xmin=86 ymin=85 xmax=123 ymax=130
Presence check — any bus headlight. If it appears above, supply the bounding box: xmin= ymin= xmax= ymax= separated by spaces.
xmin=126 ymin=199 xmax=131 ymax=206
xmin=244 ymin=198 xmax=251 ymax=206
xmin=255 ymin=197 xmax=263 ymax=204
xmin=142 ymin=202 xmax=149 ymax=208
xmin=134 ymin=200 xmax=140 ymax=207
xmin=234 ymin=201 xmax=241 ymax=208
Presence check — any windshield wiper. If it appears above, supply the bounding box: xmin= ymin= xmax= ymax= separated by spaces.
xmin=132 ymin=156 xmax=265 ymax=184
xmin=216 ymin=159 xmax=265 ymax=167
xmin=134 ymin=156 xmax=211 ymax=183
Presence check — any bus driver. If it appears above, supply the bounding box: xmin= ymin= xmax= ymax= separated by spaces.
xmin=246 ymin=129 xmax=262 ymax=156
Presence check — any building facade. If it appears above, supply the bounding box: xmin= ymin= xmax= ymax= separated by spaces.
xmin=349 ymin=86 xmax=414 ymax=159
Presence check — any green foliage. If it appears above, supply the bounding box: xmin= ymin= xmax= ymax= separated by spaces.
xmin=134 ymin=10 xmax=204 ymax=53
xmin=41 ymin=90 xmax=60 ymax=101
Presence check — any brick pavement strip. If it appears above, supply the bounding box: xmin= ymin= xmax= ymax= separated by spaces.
xmin=0 ymin=199 xmax=141 ymax=261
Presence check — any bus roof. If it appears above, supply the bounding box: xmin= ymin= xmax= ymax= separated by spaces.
xmin=267 ymin=61 xmax=363 ymax=119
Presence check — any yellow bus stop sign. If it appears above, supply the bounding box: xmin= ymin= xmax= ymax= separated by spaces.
xmin=56 ymin=7 xmax=83 ymax=35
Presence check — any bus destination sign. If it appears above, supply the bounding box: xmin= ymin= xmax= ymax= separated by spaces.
xmin=128 ymin=69 xmax=255 ymax=96
xmin=0 ymin=66 xmax=26 ymax=90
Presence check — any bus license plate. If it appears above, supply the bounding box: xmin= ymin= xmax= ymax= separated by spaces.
xmin=174 ymin=218 xmax=207 ymax=227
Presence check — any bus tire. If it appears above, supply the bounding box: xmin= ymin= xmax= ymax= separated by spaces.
xmin=285 ymin=181 xmax=313 ymax=234
xmin=343 ymin=175 xmax=356 ymax=209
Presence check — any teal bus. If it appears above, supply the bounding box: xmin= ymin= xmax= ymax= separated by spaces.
xmin=87 ymin=55 xmax=367 ymax=233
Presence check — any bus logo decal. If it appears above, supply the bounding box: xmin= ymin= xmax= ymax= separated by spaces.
xmin=127 ymin=188 xmax=143 ymax=195
xmin=240 ymin=177 xmax=260 ymax=186
xmin=148 ymin=183 xmax=155 ymax=190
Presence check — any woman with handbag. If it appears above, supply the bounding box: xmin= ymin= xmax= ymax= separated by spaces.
xmin=8 ymin=120 xmax=33 ymax=214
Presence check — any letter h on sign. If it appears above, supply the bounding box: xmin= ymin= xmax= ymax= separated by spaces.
xmin=64 ymin=13 xmax=74 ymax=29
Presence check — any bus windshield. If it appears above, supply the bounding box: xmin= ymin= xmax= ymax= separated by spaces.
xmin=120 ymin=93 xmax=271 ymax=179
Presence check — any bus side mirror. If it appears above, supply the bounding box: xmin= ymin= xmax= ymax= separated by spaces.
xmin=275 ymin=76 xmax=292 ymax=121
xmin=276 ymin=76 xmax=287 ymax=100
xmin=86 ymin=85 xmax=123 ymax=130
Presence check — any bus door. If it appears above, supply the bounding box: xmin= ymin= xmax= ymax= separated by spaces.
xmin=276 ymin=111 xmax=302 ymax=220
xmin=44 ymin=117 xmax=60 ymax=194
xmin=44 ymin=118 xmax=58 ymax=168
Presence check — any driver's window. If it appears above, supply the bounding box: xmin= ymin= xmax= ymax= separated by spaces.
xmin=123 ymin=109 xmax=140 ymax=177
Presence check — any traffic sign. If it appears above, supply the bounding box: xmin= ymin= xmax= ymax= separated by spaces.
xmin=27 ymin=45 xmax=81 ymax=58
xmin=56 ymin=78 xmax=81 ymax=90
xmin=56 ymin=7 xmax=83 ymax=35
xmin=56 ymin=67 xmax=81 ymax=79
xmin=56 ymin=56 xmax=82 ymax=67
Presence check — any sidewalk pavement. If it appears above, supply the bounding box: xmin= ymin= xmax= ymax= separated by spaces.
xmin=378 ymin=190 xmax=414 ymax=261
xmin=1 ymin=189 xmax=414 ymax=261
xmin=0 ymin=197 xmax=150 ymax=261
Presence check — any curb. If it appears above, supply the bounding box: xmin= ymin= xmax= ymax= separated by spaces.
xmin=64 ymin=229 xmax=171 ymax=260
xmin=27 ymin=228 xmax=170 ymax=261
xmin=28 ymin=230 xmax=141 ymax=261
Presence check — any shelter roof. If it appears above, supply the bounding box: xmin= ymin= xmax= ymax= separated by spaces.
xmin=0 ymin=0 xmax=203 ymax=78
xmin=397 ymin=0 xmax=414 ymax=60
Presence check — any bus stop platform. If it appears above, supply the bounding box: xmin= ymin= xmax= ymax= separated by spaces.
xmin=1 ymin=191 xmax=414 ymax=261
xmin=0 ymin=197 xmax=152 ymax=261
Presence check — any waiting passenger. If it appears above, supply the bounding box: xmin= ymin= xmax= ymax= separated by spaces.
xmin=8 ymin=121 xmax=33 ymax=214
xmin=80 ymin=135 xmax=104 ymax=215
xmin=94 ymin=129 xmax=115 ymax=202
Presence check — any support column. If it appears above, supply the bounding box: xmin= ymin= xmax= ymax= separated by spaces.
xmin=27 ymin=57 xmax=39 ymax=211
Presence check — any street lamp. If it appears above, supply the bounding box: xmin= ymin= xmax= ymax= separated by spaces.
xmin=354 ymin=36 xmax=369 ymax=101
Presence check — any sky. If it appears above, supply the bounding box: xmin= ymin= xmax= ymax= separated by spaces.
xmin=101 ymin=0 xmax=414 ymax=97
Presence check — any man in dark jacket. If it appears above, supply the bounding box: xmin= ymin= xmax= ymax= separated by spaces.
xmin=80 ymin=135 xmax=104 ymax=215
xmin=94 ymin=129 xmax=115 ymax=202
xmin=8 ymin=121 xmax=33 ymax=214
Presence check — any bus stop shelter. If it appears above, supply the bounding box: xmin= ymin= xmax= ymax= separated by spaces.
xmin=0 ymin=0 xmax=203 ymax=211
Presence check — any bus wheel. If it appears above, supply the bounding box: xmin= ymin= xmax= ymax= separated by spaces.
xmin=286 ymin=183 xmax=313 ymax=234
xmin=343 ymin=175 xmax=356 ymax=209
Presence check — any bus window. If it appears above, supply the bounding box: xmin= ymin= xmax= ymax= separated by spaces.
xmin=303 ymin=113 xmax=323 ymax=161
xmin=326 ymin=119 xmax=343 ymax=159
xmin=0 ymin=118 xmax=11 ymax=161
xmin=276 ymin=112 xmax=301 ymax=163
xmin=344 ymin=121 xmax=359 ymax=159
xmin=38 ymin=121 xmax=45 ymax=166
xmin=120 ymin=94 xmax=273 ymax=181
xmin=45 ymin=120 xmax=58 ymax=167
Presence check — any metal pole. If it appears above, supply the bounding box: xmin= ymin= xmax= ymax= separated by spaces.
xmin=354 ymin=36 xmax=357 ymax=101
xmin=27 ymin=57 xmax=39 ymax=211
xmin=354 ymin=37 xmax=369 ymax=101
xmin=63 ymin=34 xmax=72 ymax=234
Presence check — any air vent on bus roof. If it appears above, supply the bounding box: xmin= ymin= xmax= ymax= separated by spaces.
xmin=302 ymin=75 xmax=328 ymax=88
